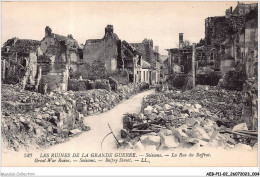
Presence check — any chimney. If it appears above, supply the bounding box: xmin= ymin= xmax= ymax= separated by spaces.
xmin=179 ymin=33 xmax=184 ymax=48
xmin=105 ymin=25 xmax=114 ymax=36
xmin=45 ymin=26 xmax=52 ymax=37
xmin=230 ymin=7 xmax=233 ymax=13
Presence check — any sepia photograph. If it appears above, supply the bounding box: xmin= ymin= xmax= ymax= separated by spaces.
xmin=0 ymin=0 xmax=258 ymax=174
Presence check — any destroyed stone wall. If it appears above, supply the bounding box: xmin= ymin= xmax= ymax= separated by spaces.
xmin=220 ymin=59 xmax=235 ymax=74
xmin=244 ymin=17 xmax=258 ymax=79
xmin=28 ymin=52 xmax=38 ymax=85
xmin=242 ymin=77 xmax=258 ymax=130
xmin=83 ymin=38 xmax=118 ymax=69
xmin=232 ymin=2 xmax=257 ymax=16
xmin=68 ymin=79 xmax=89 ymax=91
xmin=110 ymin=70 xmax=130 ymax=85
xmin=38 ymin=65 xmax=69 ymax=94
xmin=205 ymin=15 xmax=246 ymax=47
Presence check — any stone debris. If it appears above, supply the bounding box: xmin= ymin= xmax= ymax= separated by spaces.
xmin=1 ymin=82 xmax=149 ymax=151
xmin=119 ymin=86 xmax=257 ymax=151
xmin=232 ymin=123 xmax=248 ymax=132
xmin=69 ymin=129 xmax=82 ymax=137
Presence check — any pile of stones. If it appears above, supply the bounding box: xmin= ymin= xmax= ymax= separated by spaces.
xmin=1 ymin=84 xmax=87 ymax=151
xmin=119 ymin=86 xmax=257 ymax=151
xmin=1 ymin=82 xmax=150 ymax=151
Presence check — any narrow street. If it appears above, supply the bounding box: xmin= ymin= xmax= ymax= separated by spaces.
xmin=44 ymin=89 xmax=155 ymax=153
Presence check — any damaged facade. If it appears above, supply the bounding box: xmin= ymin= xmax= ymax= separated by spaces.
xmin=205 ymin=2 xmax=258 ymax=74
xmin=1 ymin=38 xmax=40 ymax=86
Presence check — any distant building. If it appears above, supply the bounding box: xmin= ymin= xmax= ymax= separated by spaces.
xmin=130 ymin=39 xmax=161 ymax=84
xmin=166 ymin=33 xmax=193 ymax=75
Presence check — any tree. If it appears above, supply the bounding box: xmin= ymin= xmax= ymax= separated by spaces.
xmin=196 ymin=38 xmax=205 ymax=47
xmin=182 ymin=40 xmax=190 ymax=48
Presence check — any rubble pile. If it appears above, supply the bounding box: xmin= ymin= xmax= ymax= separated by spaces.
xmin=163 ymin=86 xmax=246 ymax=128
xmin=1 ymin=84 xmax=86 ymax=151
xmin=117 ymin=82 xmax=149 ymax=99
xmin=72 ymin=82 xmax=150 ymax=115
xmin=67 ymin=89 xmax=121 ymax=115
xmin=1 ymin=82 xmax=150 ymax=151
xmin=119 ymin=86 xmax=257 ymax=151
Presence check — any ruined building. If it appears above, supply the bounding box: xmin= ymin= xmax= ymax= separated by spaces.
xmin=235 ymin=8 xmax=258 ymax=78
xmin=1 ymin=38 xmax=40 ymax=87
xmin=37 ymin=26 xmax=81 ymax=93
xmin=2 ymin=25 xmax=162 ymax=93
xmin=203 ymin=2 xmax=258 ymax=129
xmin=204 ymin=2 xmax=258 ymax=73
xmin=82 ymin=25 xmax=123 ymax=80
xmin=82 ymin=25 xmax=147 ymax=84
xmin=166 ymin=33 xmax=193 ymax=75
xmin=2 ymin=26 xmax=82 ymax=93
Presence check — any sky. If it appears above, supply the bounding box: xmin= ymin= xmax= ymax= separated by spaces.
xmin=1 ymin=1 xmax=256 ymax=55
